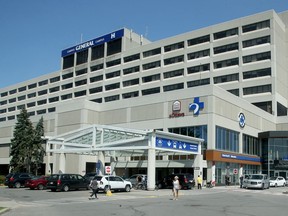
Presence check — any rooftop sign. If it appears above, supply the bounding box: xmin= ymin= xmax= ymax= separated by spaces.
xmin=61 ymin=29 xmax=124 ymax=57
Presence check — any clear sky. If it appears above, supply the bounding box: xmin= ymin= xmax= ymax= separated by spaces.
xmin=0 ymin=0 xmax=287 ymax=89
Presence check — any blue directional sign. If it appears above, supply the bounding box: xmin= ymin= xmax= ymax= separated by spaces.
xmin=155 ymin=137 xmax=198 ymax=153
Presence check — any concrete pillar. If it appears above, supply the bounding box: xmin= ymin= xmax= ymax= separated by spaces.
xmin=97 ymin=151 xmax=105 ymax=175
xmin=193 ymin=154 xmax=203 ymax=178
xmin=46 ymin=152 xmax=51 ymax=175
xmin=211 ymin=162 xmax=216 ymax=183
xmin=147 ymin=148 xmax=156 ymax=191
xmin=59 ymin=153 xmax=66 ymax=173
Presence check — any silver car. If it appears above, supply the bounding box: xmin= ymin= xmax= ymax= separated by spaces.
xmin=245 ymin=174 xmax=269 ymax=189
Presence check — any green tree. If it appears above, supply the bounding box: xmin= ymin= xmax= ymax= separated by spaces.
xmin=10 ymin=109 xmax=46 ymax=174
xmin=10 ymin=108 xmax=34 ymax=172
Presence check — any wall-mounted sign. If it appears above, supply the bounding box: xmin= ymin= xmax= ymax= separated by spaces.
xmin=238 ymin=112 xmax=245 ymax=128
xmin=169 ymin=100 xmax=185 ymax=118
xmin=189 ymin=97 xmax=204 ymax=115
xmin=221 ymin=153 xmax=260 ymax=162
xmin=156 ymin=137 xmax=199 ymax=153
xmin=61 ymin=29 xmax=124 ymax=57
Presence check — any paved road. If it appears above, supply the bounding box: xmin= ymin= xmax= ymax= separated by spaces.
xmin=1 ymin=186 xmax=288 ymax=216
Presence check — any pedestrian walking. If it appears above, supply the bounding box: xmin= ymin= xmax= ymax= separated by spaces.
xmin=197 ymin=175 xmax=202 ymax=189
xmin=172 ymin=176 xmax=180 ymax=200
xmin=239 ymin=175 xmax=244 ymax=188
xmin=89 ymin=176 xmax=99 ymax=200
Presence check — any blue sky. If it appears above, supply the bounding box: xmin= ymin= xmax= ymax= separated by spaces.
xmin=0 ymin=0 xmax=287 ymax=89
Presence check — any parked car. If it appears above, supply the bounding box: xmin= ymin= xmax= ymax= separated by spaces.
xmin=25 ymin=176 xmax=49 ymax=190
xmin=5 ymin=173 xmax=35 ymax=188
xmin=98 ymin=175 xmax=132 ymax=192
xmin=242 ymin=174 xmax=251 ymax=188
xmin=126 ymin=174 xmax=147 ymax=187
xmin=46 ymin=173 xmax=90 ymax=192
xmin=245 ymin=174 xmax=269 ymax=189
xmin=158 ymin=173 xmax=194 ymax=189
xmin=269 ymin=176 xmax=286 ymax=187
xmin=286 ymin=178 xmax=288 ymax=186
xmin=83 ymin=172 xmax=97 ymax=181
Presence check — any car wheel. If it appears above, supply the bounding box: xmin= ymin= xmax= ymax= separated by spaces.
xmin=63 ymin=185 xmax=70 ymax=192
xmin=38 ymin=184 xmax=44 ymax=190
xmin=261 ymin=184 xmax=264 ymax=190
xmin=104 ymin=185 xmax=111 ymax=193
xmin=14 ymin=182 xmax=21 ymax=188
xmin=125 ymin=185 xmax=131 ymax=192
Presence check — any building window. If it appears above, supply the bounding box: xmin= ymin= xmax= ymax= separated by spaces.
xmin=27 ymin=102 xmax=36 ymax=108
xmin=89 ymin=87 xmax=103 ymax=94
xmin=61 ymin=93 xmax=72 ymax=100
xmin=214 ymin=43 xmax=238 ymax=54
xmin=49 ymin=96 xmax=59 ymax=103
xmin=0 ymin=92 xmax=8 ymax=97
xmin=214 ymin=28 xmax=238 ymax=40
xmin=188 ymin=35 xmax=210 ymax=46
xmin=187 ymin=78 xmax=210 ymax=88
xmin=38 ymin=89 xmax=47 ymax=96
xmin=49 ymin=86 xmax=60 ymax=93
xmin=9 ymin=89 xmax=17 ymax=95
xmin=38 ymin=80 xmax=48 ymax=86
xmin=37 ymin=99 xmax=47 ymax=106
xmin=123 ymin=78 xmax=139 ymax=87
xmin=28 ymin=92 xmax=36 ymax=98
xmin=63 ymin=54 xmax=74 ymax=69
xmin=105 ymin=83 xmax=120 ymax=91
xmin=142 ymin=87 xmax=160 ymax=96
xmin=143 ymin=48 xmax=161 ymax=58
xmin=28 ymin=111 xmax=35 ymax=116
xmin=91 ymin=64 xmax=104 ymax=72
xmin=252 ymin=101 xmax=272 ymax=114
xmin=8 ymin=116 xmax=15 ymax=120
xmin=243 ymin=84 xmax=272 ymax=95
xmin=106 ymin=70 xmax=120 ymax=79
xmin=75 ymin=79 xmax=87 ymax=86
xmin=163 ymin=83 xmax=184 ymax=92
xmin=142 ymin=61 xmax=161 ymax=70
xmin=74 ymin=90 xmax=86 ymax=97
xmin=106 ymin=59 xmax=121 ymax=68
xmin=62 ymin=72 xmax=73 ymax=80
xmin=90 ymin=75 xmax=103 ymax=83
xmin=164 ymin=42 xmax=184 ymax=52
xmin=18 ymin=95 xmax=26 ymax=101
xmin=187 ymin=49 xmax=210 ymax=60
xmin=214 ymin=58 xmax=239 ymax=69
xmin=243 ymin=134 xmax=260 ymax=156
xmin=0 ymin=117 xmax=6 ymax=122
xmin=62 ymin=83 xmax=73 ymax=90
xmin=8 ymin=107 xmax=16 ymax=112
xmin=122 ymin=91 xmax=139 ymax=99
xmin=0 ymin=100 xmax=7 ymax=105
xmin=18 ymin=86 xmax=27 ymax=92
xmin=91 ymin=98 xmax=102 ymax=103
xmin=48 ymin=107 xmax=56 ymax=113
xmin=164 ymin=55 xmax=184 ymax=65
xmin=107 ymin=38 xmax=122 ymax=56
xmin=243 ymin=68 xmax=271 ymax=79
xmin=243 ymin=52 xmax=271 ymax=64
xmin=124 ymin=53 xmax=140 ymax=63
xmin=76 ymin=68 xmax=87 ymax=76
xmin=227 ymin=89 xmax=239 ymax=96
xmin=187 ymin=64 xmax=210 ymax=74
xmin=277 ymin=102 xmax=287 ymax=116
xmin=9 ymin=98 xmax=16 ymax=103
xmin=37 ymin=109 xmax=46 ymax=115
xmin=243 ymin=36 xmax=270 ymax=48
xmin=0 ymin=109 xmax=7 ymax=114
xmin=76 ymin=49 xmax=88 ymax=65
xmin=213 ymin=73 xmax=239 ymax=84
xmin=50 ymin=76 xmax=60 ymax=83
xmin=123 ymin=66 xmax=140 ymax=75
xmin=28 ymin=83 xmax=37 ymax=89
xmin=164 ymin=69 xmax=184 ymax=79
xmin=142 ymin=74 xmax=160 ymax=83
xmin=242 ymin=20 xmax=270 ymax=33
xmin=104 ymin=95 xmax=120 ymax=102
xmin=216 ymin=126 xmax=239 ymax=152
xmin=91 ymin=44 xmax=104 ymax=60
xmin=17 ymin=104 xmax=25 ymax=110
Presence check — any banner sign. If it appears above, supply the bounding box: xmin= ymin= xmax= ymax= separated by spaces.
xmin=61 ymin=28 xmax=124 ymax=57
xmin=156 ymin=137 xmax=199 ymax=153
xmin=221 ymin=153 xmax=260 ymax=162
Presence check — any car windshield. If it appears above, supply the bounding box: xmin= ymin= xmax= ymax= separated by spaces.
xmin=250 ymin=175 xmax=264 ymax=180
xmin=269 ymin=177 xmax=277 ymax=180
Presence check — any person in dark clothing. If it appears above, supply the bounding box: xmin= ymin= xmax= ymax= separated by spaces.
xmin=239 ymin=175 xmax=244 ymax=188
xmin=225 ymin=175 xmax=230 ymax=186
xmin=89 ymin=177 xmax=99 ymax=199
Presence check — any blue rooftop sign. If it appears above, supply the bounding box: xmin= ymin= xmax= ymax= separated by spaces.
xmin=61 ymin=29 xmax=124 ymax=57
xmin=156 ymin=137 xmax=199 ymax=153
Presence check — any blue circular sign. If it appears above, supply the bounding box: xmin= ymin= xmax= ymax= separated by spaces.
xmin=238 ymin=113 xmax=245 ymax=128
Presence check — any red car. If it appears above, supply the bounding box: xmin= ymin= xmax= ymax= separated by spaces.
xmin=25 ymin=176 xmax=49 ymax=190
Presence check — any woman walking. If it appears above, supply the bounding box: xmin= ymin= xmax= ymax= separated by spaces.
xmin=172 ymin=176 xmax=180 ymax=200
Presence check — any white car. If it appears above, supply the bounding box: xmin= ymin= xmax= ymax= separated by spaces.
xmin=269 ymin=176 xmax=286 ymax=187
xmin=97 ymin=175 xmax=132 ymax=192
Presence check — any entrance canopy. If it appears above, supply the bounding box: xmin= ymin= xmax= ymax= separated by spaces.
xmin=46 ymin=124 xmax=203 ymax=156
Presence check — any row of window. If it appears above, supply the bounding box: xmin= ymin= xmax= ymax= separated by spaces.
xmin=0 ymin=67 xmax=272 ymax=107
xmin=62 ymin=19 xmax=270 ymax=70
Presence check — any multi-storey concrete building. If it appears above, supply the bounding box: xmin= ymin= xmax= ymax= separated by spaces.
xmin=1 ymin=10 xmax=288 ymax=185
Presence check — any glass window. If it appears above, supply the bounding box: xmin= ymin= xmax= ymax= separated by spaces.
xmin=28 ymin=83 xmax=37 ymax=89
xmin=187 ymin=49 xmax=210 ymax=60
xmin=242 ymin=20 xmax=270 ymax=33
xmin=75 ymin=68 xmax=87 ymax=76
xmin=214 ymin=28 xmax=238 ymax=40
xmin=243 ymin=134 xmax=260 ymax=156
xmin=214 ymin=43 xmax=238 ymax=54
xmin=38 ymin=89 xmax=47 ymax=96
xmin=74 ymin=90 xmax=86 ymax=97
xmin=76 ymin=49 xmax=88 ymax=65
xmin=62 ymin=83 xmax=73 ymax=90
xmin=142 ymin=87 xmax=160 ymax=96
xmin=214 ymin=58 xmax=239 ymax=69
xmin=50 ymin=76 xmax=60 ymax=83
xmin=75 ymin=79 xmax=87 ymax=86
xmin=123 ymin=66 xmax=140 ymax=75
xmin=143 ymin=48 xmax=161 ymax=58
xmin=243 ymin=84 xmax=271 ymax=95
xmin=104 ymin=95 xmax=120 ymax=102
xmin=63 ymin=54 xmax=74 ymax=69
xmin=105 ymin=83 xmax=120 ymax=91
xmin=252 ymin=101 xmax=272 ymax=114
xmin=37 ymin=99 xmax=47 ymax=105
xmin=277 ymin=102 xmax=287 ymax=116
xmin=243 ymin=52 xmax=271 ymax=64
xmin=124 ymin=54 xmax=140 ymax=63
xmin=216 ymin=126 xmax=239 ymax=152
xmin=213 ymin=73 xmax=239 ymax=84
xmin=107 ymin=38 xmax=122 ymax=56
xmin=89 ymin=87 xmax=103 ymax=94
xmin=49 ymin=96 xmax=59 ymax=103
xmin=123 ymin=78 xmax=139 ymax=87
xmin=187 ymin=78 xmax=210 ymax=87
xmin=164 ymin=69 xmax=184 ymax=79
xmin=243 ymin=36 xmax=270 ymax=48
xmin=38 ymin=80 xmax=48 ymax=86
xmin=243 ymin=68 xmax=271 ymax=79
xmin=122 ymin=91 xmax=139 ymax=99
xmin=90 ymin=75 xmax=103 ymax=83
xmin=164 ymin=42 xmax=184 ymax=52
xmin=188 ymin=35 xmax=210 ymax=46
xmin=142 ymin=61 xmax=161 ymax=70
xmin=91 ymin=44 xmax=104 ymax=60
xmin=91 ymin=64 xmax=103 ymax=72
xmin=164 ymin=55 xmax=184 ymax=65
xmin=187 ymin=64 xmax=210 ymax=74
xmin=61 ymin=93 xmax=72 ymax=100
xmin=106 ymin=59 xmax=121 ymax=68
xmin=163 ymin=83 xmax=184 ymax=92
xmin=49 ymin=86 xmax=60 ymax=93
xmin=142 ymin=74 xmax=160 ymax=83
xmin=62 ymin=72 xmax=74 ymax=80
xmin=106 ymin=71 xmax=120 ymax=79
